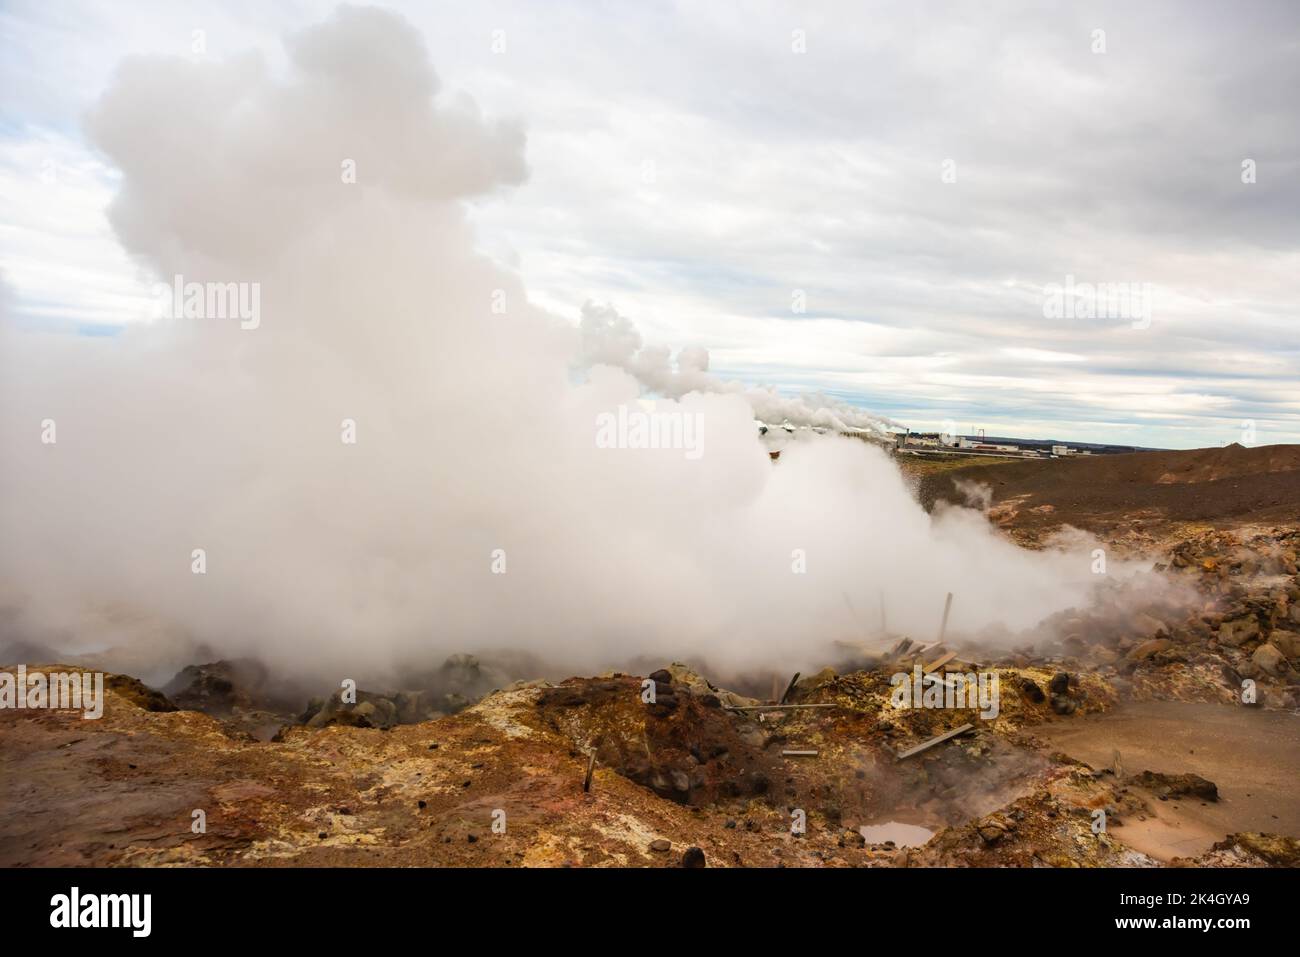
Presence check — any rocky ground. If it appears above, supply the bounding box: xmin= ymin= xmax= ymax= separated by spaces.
xmin=2 ymin=443 xmax=1299 ymax=868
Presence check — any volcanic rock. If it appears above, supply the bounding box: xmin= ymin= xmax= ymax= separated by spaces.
xmin=1219 ymin=617 xmax=1261 ymax=647
xmin=1127 ymin=639 xmax=1172 ymax=662
xmin=681 ymin=846 xmax=707 ymax=867
xmin=1049 ymin=694 xmax=1077 ymax=716
xmin=1270 ymin=630 xmax=1300 ymax=660
xmin=1251 ymin=643 xmax=1289 ymax=678
xmin=1018 ymin=677 xmax=1046 ymax=703
xmin=1131 ymin=770 xmax=1219 ymax=801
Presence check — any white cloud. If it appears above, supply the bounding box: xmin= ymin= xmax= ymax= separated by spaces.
xmin=1 ymin=0 xmax=1298 ymax=447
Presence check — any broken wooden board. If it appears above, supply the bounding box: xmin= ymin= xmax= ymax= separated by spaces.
xmin=895 ymin=723 xmax=974 ymax=760
xmin=722 ymin=703 xmax=837 ymax=712
xmin=924 ymin=650 xmax=957 ymax=673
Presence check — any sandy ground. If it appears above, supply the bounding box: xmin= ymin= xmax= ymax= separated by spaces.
xmin=1033 ymin=701 xmax=1300 ymax=859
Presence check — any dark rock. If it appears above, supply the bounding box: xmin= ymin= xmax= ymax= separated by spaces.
xmin=1049 ymin=693 xmax=1077 ymax=715
xmin=1019 ymin=677 xmax=1046 ymax=704
xmin=681 ymin=846 xmax=707 ymax=868
xmin=307 ymin=688 xmax=399 ymax=729
xmin=1048 ymin=671 xmax=1071 ymax=695
xmin=1131 ymin=770 xmax=1218 ymax=801
xmin=840 ymin=829 xmax=866 ymax=848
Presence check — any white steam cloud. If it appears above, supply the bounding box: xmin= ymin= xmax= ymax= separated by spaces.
xmin=578 ymin=301 xmax=899 ymax=435
xmin=0 ymin=7 xmax=1147 ymax=686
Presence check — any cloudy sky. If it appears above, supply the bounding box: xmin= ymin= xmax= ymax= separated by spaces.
xmin=2 ymin=0 xmax=1297 ymax=448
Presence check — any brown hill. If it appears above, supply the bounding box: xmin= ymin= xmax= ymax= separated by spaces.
xmin=915 ymin=443 xmax=1300 ymax=533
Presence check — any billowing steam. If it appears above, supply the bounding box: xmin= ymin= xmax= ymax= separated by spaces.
xmin=578 ymin=301 xmax=899 ymax=435
xmin=0 ymin=7 xmax=1157 ymax=687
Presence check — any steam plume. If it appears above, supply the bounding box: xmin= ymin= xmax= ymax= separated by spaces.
xmin=0 ymin=7 xmax=1158 ymax=686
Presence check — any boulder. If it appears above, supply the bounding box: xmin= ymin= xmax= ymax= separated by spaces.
xmin=1218 ymin=617 xmax=1261 ymax=647
xmin=162 ymin=658 xmax=276 ymax=716
xmin=307 ymin=688 xmax=400 ymax=729
xmin=1127 ymin=638 xmax=1171 ymax=662
xmin=1131 ymin=771 xmax=1218 ymax=801
xmin=394 ymin=690 xmax=436 ymax=724
xmin=1270 ymin=630 xmax=1300 ymax=660
xmin=662 ymin=662 xmax=757 ymax=709
xmin=791 ymin=667 xmax=837 ymax=701
xmin=1251 ymin=643 xmax=1289 ymax=678
xmin=840 ymin=829 xmax=867 ymax=848
xmin=1131 ymin=613 xmax=1168 ymax=638
xmin=1050 ymin=693 xmax=1077 ymax=716
xmin=1018 ymin=677 xmax=1046 ymax=704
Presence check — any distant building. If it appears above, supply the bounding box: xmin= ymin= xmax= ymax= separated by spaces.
xmin=957 ymin=437 xmax=1019 ymax=453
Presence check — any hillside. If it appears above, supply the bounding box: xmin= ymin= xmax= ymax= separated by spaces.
xmin=914 ymin=443 xmax=1300 ymax=537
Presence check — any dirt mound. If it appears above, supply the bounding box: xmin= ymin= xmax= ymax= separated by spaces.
xmin=916 ymin=443 xmax=1300 ymax=536
xmin=533 ymin=673 xmax=780 ymax=805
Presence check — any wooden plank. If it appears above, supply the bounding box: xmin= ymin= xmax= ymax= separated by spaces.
xmin=895 ymin=723 xmax=974 ymax=760
xmin=722 ymin=703 xmax=837 ymax=712
xmin=782 ymin=750 xmax=818 ymax=757
xmin=924 ymin=650 xmax=957 ymax=673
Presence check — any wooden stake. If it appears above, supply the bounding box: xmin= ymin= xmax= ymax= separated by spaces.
xmin=895 ymin=723 xmax=974 ymax=760
xmin=779 ymin=672 xmax=801 ymax=705
xmin=937 ymin=592 xmax=953 ymax=644
xmin=583 ymin=750 xmax=596 ymax=792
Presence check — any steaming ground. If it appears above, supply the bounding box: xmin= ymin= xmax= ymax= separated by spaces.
xmin=0 ymin=6 xmax=1175 ymax=688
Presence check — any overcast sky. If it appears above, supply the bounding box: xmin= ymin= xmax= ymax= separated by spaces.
xmin=2 ymin=0 xmax=1297 ymax=448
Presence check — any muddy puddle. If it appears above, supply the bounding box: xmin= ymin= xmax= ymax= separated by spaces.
xmin=858 ymin=821 xmax=935 ymax=847
xmin=1034 ymin=700 xmax=1300 ymax=860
